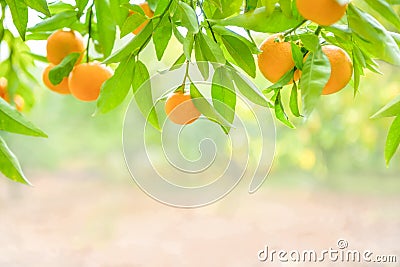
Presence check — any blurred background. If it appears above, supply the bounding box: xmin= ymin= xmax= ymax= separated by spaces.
xmin=1 ymin=4 xmax=400 ymax=266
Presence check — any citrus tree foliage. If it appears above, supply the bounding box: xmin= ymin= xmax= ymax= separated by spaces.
xmin=0 ymin=0 xmax=399 ymax=184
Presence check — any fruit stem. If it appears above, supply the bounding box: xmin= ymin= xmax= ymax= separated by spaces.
xmin=86 ymin=4 xmax=94 ymax=63
xmin=284 ymin=19 xmax=307 ymax=37
xmin=314 ymin=26 xmax=322 ymax=36
xmin=178 ymin=60 xmax=190 ymax=92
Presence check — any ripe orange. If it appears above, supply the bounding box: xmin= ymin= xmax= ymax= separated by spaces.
xmin=46 ymin=30 xmax=85 ymax=65
xmin=296 ymin=0 xmax=348 ymax=26
xmin=165 ymin=92 xmax=201 ymax=125
xmin=0 ymin=77 xmax=25 ymax=111
xmin=130 ymin=3 xmax=154 ymax=35
xmin=42 ymin=64 xmax=70 ymax=94
xmin=258 ymin=34 xmax=298 ymax=84
xmin=297 ymin=45 xmax=353 ymax=95
xmin=68 ymin=62 xmax=113 ymax=101
xmin=320 ymin=45 xmax=352 ymax=95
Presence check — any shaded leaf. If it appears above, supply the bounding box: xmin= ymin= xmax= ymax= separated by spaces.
xmin=6 ymin=0 xmax=28 ymax=39
xmin=24 ymin=0 xmax=50 ymax=16
xmin=275 ymin=90 xmax=295 ymax=128
xmin=49 ymin=53 xmax=80 ymax=85
xmin=289 ymin=82 xmax=301 ymax=117
xmin=385 ymin=115 xmax=400 ymax=165
xmin=29 ymin=10 xmax=78 ymax=32
xmin=132 ymin=61 xmax=160 ymax=130
xmin=221 ymin=35 xmax=256 ymax=77
xmin=371 ymin=95 xmax=400 ymax=119
xmin=103 ymin=21 xmax=153 ymax=64
xmin=190 ymin=83 xmax=233 ymax=130
xmin=300 ymin=45 xmax=331 ymax=118
xmin=97 ymin=56 xmax=135 ymax=113
xmin=0 ymin=137 xmax=30 ymax=185
xmin=211 ymin=67 xmax=236 ymax=132
xmin=120 ymin=13 xmax=147 ymax=37
xmin=153 ymin=15 xmax=173 ymax=60
xmin=95 ymin=0 xmax=117 ymax=57
xmin=0 ymin=98 xmax=47 ymax=137
xmin=231 ymin=69 xmax=271 ymax=107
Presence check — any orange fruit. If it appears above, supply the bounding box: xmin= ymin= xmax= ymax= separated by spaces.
xmin=46 ymin=30 xmax=85 ymax=65
xmin=258 ymin=34 xmax=298 ymax=84
xmin=130 ymin=3 xmax=154 ymax=35
xmin=0 ymin=77 xmax=24 ymax=111
xmin=13 ymin=95 xmax=25 ymax=112
xmin=42 ymin=64 xmax=70 ymax=94
xmin=0 ymin=77 xmax=7 ymax=99
xmin=320 ymin=45 xmax=352 ymax=95
xmin=68 ymin=62 xmax=113 ymax=101
xmin=297 ymin=45 xmax=353 ymax=95
xmin=165 ymin=92 xmax=201 ymax=125
xmin=296 ymin=0 xmax=348 ymax=26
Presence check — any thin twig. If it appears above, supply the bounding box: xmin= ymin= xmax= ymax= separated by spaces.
xmin=198 ymin=0 xmax=217 ymax=43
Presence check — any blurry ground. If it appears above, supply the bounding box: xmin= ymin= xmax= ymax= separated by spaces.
xmin=0 ymin=171 xmax=399 ymax=267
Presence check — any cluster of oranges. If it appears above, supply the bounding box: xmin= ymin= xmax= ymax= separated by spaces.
xmin=258 ymin=0 xmax=352 ymax=95
xmin=166 ymin=0 xmax=352 ymax=126
xmin=0 ymin=77 xmax=25 ymax=111
xmin=42 ymin=30 xmax=112 ymax=101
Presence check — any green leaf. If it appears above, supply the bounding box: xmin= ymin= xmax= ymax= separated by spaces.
xmin=300 ymin=45 xmax=331 ymax=118
xmin=153 ymin=15 xmax=173 ymax=60
xmin=385 ymin=115 xmax=400 ymax=165
xmin=97 ymin=56 xmax=135 ymax=113
xmin=275 ymin=90 xmax=295 ymax=128
xmin=76 ymin=0 xmax=89 ymax=16
xmin=110 ymin=0 xmax=129 ymax=28
xmin=5 ymin=0 xmax=28 ymax=40
xmin=0 ymin=98 xmax=47 ymax=137
xmin=348 ymin=4 xmax=400 ymax=66
xmin=194 ymin=37 xmax=209 ymax=79
xmin=122 ymin=3 xmax=145 ymax=15
xmin=170 ymin=53 xmax=186 ymax=71
xmin=183 ymin=32 xmax=194 ymax=60
xmin=103 ymin=20 xmax=153 ymax=64
xmin=279 ymin=0 xmax=292 ymax=17
xmin=268 ymin=69 xmax=294 ymax=90
xmin=289 ymin=82 xmax=301 ymax=117
xmin=154 ymin=0 xmax=170 ymax=16
xmin=95 ymin=0 xmax=117 ymax=57
xmin=221 ymin=35 xmax=256 ymax=77
xmin=172 ymin=22 xmax=185 ymax=43
xmin=0 ymin=136 xmax=30 ymax=185
xmin=291 ymin=41 xmax=303 ymax=70
xmin=212 ymin=6 xmax=303 ymax=33
xmin=299 ymin=34 xmax=319 ymax=52
xmin=245 ymin=0 xmax=257 ymax=11
xmin=352 ymin=47 xmax=365 ymax=95
xmin=48 ymin=53 xmax=80 ymax=85
xmin=120 ymin=12 xmax=147 ymax=37
xmin=174 ymin=2 xmax=199 ymax=33
xmin=197 ymin=32 xmax=226 ymax=64
xmin=24 ymin=0 xmax=50 ymax=16
xmin=211 ymin=67 xmax=236 ymax=132
xmin=212 ymin=25 xmax=260 ymax=54
xmin=48 ymin=1 xmax=75 ymax=13
xmin=132 ymin=61 xmax=160 ymax=130
xmin=29 ymin=10 xmax=78 ymax=32
xmin=371 ymin=95 xmax=400 ymax=118
xmin=231 ymin=69 xmax=271 ymax=107
xmin=364 ymin=0 xmax=400 ymax=30
xmin=190 ymin=83 xmax=233 ymax=129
